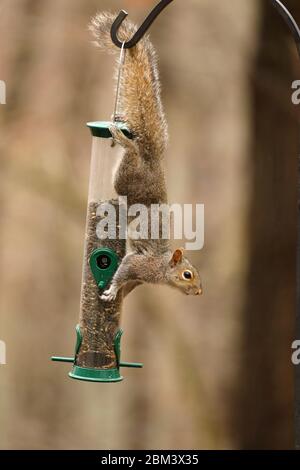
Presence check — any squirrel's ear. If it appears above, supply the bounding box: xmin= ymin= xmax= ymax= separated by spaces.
xmin=170 ymin=248 xmax=184 ymax=267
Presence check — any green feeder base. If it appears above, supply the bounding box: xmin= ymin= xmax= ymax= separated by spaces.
xmin=69 ymin=365 xmax=123 ymax=383
xmin=51 ymin=326 xmax=143 ymax=383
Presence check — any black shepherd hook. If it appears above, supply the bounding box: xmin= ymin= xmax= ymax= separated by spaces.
xmin=111 ymin=0 xmax=174 ymax=49
xmin=270 ymin=0 xmax=300 ymax=450
xmin=271 ymin=0 xmax=300 ymax=59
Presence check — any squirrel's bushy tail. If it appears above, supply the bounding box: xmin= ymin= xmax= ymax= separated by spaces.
xmin=89 ymin=12 xmax=168 ymax=159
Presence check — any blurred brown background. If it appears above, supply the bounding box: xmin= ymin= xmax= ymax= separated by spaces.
xmin=0 ymin=0 xmax=299 ymax=450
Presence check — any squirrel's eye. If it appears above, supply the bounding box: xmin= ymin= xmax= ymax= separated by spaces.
xmin=182 ymin=270 xmax=193 ymax=280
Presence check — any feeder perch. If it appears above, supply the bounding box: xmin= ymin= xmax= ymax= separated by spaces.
xmin=52 ymin=121 xmax=143 ymax=382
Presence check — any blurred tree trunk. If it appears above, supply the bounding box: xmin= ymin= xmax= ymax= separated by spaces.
xmin=233 ymin=0 xmax=300 ymax=449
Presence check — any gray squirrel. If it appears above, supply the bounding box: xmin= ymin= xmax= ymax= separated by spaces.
xmin=89 ymin=12 xmax=202 ymax=301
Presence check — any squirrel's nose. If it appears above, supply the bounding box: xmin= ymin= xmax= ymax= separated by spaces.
xmin=195 ymin=287 xmax=203 ymax=296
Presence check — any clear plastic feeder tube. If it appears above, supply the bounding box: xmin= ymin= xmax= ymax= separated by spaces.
xmin=75 ymin=122 xmax=127 ymax=375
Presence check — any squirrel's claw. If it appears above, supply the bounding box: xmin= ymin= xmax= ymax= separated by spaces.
xmin=100 ymin=284 xmax=118 ymax=302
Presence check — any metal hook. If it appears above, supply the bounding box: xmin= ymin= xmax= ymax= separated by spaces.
xmin=270 ymin=0 xmax=300 ymax=59
xmin=110 ymin=0 xmax=174 ymax=49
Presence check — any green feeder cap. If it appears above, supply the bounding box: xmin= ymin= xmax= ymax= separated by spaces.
xmin=87 ymin=121 xmax=132 ymax=139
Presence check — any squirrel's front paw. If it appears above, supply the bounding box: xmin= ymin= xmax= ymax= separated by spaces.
xmin=109 ymin=125 xmax=136 ymax=150
xmin=100 ymin=284 xmax=118 ymax=302
xmin=109 ymin=125 xmax=126 ymax=144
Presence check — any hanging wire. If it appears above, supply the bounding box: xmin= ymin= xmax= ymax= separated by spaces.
xmin=112 ymin=41 xmax=126 ymax=123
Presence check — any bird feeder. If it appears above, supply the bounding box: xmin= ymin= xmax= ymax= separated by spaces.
xmin=51 ymin=0 xmax=175 ymax=382
xmin=52 ymin=122 xmax=143 ymax=382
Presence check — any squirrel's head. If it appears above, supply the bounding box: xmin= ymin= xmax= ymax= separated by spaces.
xmin=167 ymin=248 xmax=202 ymax=296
